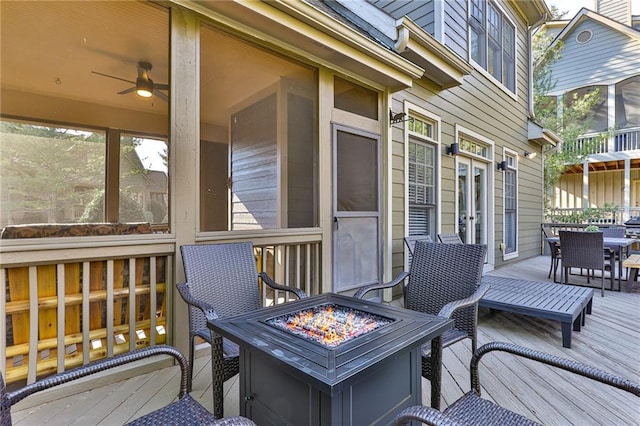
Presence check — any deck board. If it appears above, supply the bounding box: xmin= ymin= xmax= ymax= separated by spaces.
xmin=9 ymin=255 xmax=640 ymax=425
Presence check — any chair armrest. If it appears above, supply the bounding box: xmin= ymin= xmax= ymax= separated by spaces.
xmin=438 ymin=282 xmax=491 ymax=319
xmin=393 ymin=405 xmax=465 ymax=426
xmin=212 ymin=417 xmax=258 ymax=426
xmin=470 ymin=342 xmax=640 ymax=397
xmin=176 ymin=282 xmax=219 ymax=322
xmin=6 ymin=345 xmax=190 ymax=407
xmin=353 ymin=272 xmax=410 ymax=300
xmin=259 ymin=272 xmax=308 ymax=299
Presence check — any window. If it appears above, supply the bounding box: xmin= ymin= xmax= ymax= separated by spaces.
xmin=565 ymin=86 xmax=607 ymax=132
xmin=0 ymin=120 xmax=168 ymax=230
xmin=199 ymin=24 xmax=318 ymax=231
xmin=469 ymin=0 xmax=516 ymax=92
xmin=616 ymin=76 xmax=640 ymax=128
xmin=407 ymin=113 xmax=438 ymax=242
xmin=503 ymin=153 xmax=517 ymax=255
xmin=0 ymin=1 xmax=170 ymax=236
xmin=408 ymin=140 xmax=436 ymax=240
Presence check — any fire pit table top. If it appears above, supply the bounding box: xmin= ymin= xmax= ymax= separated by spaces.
xmin=208 ymin=292 xmax=453 ymax=393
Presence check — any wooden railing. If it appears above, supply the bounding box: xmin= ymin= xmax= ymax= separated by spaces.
xmin=1 ymin=241 xmax=174 ymax=385
xmin=571 ymin=127 xmax=640 ymax=155
xmin=1 ymin=231 xmax=323 ymax=386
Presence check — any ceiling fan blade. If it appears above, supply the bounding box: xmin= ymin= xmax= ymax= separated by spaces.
xmin=91 ymin=70 xmax=135 ymax=85
xmin=153 ymin=90 xmax=168 ymax=102
xmin=117 ymin=87 xmax=136 ymax=95
xmin=154 ymin=83 xmax=169 ymax=90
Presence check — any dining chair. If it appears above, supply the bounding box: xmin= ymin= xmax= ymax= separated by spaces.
xmin=354 ymin=241 xmax=489 ymax=410
xmin=177 ymin=242 xmax=308 ymax=418
xmin=542 ymin=227 xmax=561 ymax=282
xmin=559 ymin=230 xmax=612 ymax=297
xmin=1 ymin=345 xmax=256 ymax=426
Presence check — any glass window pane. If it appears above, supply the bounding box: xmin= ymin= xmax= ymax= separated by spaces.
xmin=334 ymin=77 xmax=378 ymax=120
xmin=1 ymin=120 xmax=106 ymax=226
xmin=119 ymin=135 xmax=168 ymax=225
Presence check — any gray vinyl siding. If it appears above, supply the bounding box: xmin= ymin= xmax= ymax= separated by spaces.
xmin=367 ymin=0 xmax=436 ymax=34
xmin=390 ymin=0 xmax=543 ymax=271
xmin=596 ymin=0 xmax=631 ymax=25
xmin=443 ymin=0 xmax=468 ymax=59
xmin=548 ymin=20 xmax=640 ymax=94
xmin=366 ymin=0 xmax=468 ymax=58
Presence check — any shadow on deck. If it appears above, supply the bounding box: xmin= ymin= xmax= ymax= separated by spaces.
xmin=9 ymin=255 xmax=640 ymax=425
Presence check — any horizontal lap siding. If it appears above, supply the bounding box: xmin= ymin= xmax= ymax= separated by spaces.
xmin=389 ymin=0 xmax=541 ymax=272
xmin=549 ymin=20 xmax=640 ymax=94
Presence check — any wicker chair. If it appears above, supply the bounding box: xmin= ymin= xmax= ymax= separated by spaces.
xmin=542 ymin=228 xmax=562 ymax=282
xmin=177 ymin=242 xmax=307 ymax=418
xmin=559 ymin=231 xmax=613 ymax=297
xmin=437 ymin=233 xmax=464 ymax=244
xmin=1 ymin=345 xmax=256 ymax=426
xmin=354 ymin=241 xmax=489 ymax=410
xmin=393 ymin=341 xmax=640 ymax=425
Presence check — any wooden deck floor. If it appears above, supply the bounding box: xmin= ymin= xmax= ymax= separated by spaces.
xmin=9 ymin=255 xmax=640 ymax=425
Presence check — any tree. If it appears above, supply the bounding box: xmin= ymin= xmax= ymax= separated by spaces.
xmin=532 ymin=10 xmax=602 ymax=210
xmin=0 ymin=122 xmax=104 ymax=225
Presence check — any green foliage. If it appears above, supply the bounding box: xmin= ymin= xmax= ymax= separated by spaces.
xmin=532 ymin=27 xmax=604 ymax=205
xmin=80 ymin=190 xmax=149 ymax=223
xmin=544 ymin=203 xmax=619 ymax=224
xmin=585 ymin=225 xmax=600 ymax=232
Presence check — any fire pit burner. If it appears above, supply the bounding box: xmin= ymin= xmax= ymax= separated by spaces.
xmin=266 ymin=303 xmax=393 ymax=347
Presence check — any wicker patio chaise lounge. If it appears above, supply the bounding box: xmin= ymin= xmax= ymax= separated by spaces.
xmin=393 ymin=341 xmax=640 ymax=425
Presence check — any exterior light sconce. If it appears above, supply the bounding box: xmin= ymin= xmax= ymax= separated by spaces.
xmin=497 ymin=160 xmax=508 ymax=171
xmin=447 ymin=143 xmax=460 ymax=156
xmin=389 ymin=110 xmax=413 ymax=125
xmin=523 ymin=151 xmax=537 ymax=159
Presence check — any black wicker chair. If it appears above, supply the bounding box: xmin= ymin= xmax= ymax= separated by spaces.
xmin=542 ymin=227 xmax=562 ymax=282
xmin=177 ymin=242 xmax=307 ymax=418
xmin=559 ymin=230 xmax=613 ymax=296
xmin=393 ymin=341 xmax=640 ymax=425
xmin=1 ymin=345 xmax=256 ymax=426
xmin=354 ymin=241 xmax=489 ymax=410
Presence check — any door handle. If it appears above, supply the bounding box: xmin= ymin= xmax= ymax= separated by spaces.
xmin=334 ymin=217 xmax=339 ymax=230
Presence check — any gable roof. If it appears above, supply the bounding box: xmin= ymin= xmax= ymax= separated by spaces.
xmin=540 ymin=7 xmax=640 ymax=95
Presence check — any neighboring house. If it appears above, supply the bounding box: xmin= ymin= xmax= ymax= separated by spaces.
xmin=539 ymin=3 xmax=640 ymax=221
xmin=0 ymin=0 xmax=549 ymax=381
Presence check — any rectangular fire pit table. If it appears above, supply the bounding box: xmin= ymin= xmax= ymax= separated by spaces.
xmin=208 ymin=292 xmax=453 ymax=425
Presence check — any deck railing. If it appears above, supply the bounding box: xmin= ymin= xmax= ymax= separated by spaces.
xmin=1 ymin=232 xmax=322 ymax=386
xmin=571 ymin=127 xmax=640 ymax=155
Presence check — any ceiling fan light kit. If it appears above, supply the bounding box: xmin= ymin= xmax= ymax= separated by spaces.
xmin=136 ymin=77 xmax=154 ymax=98
xmin=92 ymin=60 xmax=167 ymax=101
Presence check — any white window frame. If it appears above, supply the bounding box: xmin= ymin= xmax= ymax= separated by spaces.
xmin=468 ymin=0 xmax=517 ymax=97
xmin=403 ymin=104 xmax=441 ymax=270
xmin=501 ymin=148 xmax=518 ymax=260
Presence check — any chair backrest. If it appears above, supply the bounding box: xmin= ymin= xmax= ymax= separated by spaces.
xmin=601 ymin=227 xmax=626 ymax=238
xmin=180 ymin=242 xmax=262 ymax=332
xmin=404 ymin=235 xmax=433 ymax=256
xmin=406 ymin=241 xmax=486 ymax=336
xmin=558 ymin=231 xmax=604 ymax=269
xmin=437 ymin=233 xmax=464 ymax=244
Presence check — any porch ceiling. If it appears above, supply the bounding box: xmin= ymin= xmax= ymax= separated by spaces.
xmin=563 ymin=157 xmax=640 ymax=174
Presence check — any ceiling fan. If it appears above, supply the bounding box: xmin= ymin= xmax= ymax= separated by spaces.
xmin=91 ymin=61 xmax=168 ymax=101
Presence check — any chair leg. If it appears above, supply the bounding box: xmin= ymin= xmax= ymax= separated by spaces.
xmin=188 ymin=334 xmax=196 ymax=392
xmin=211 ymin=334 xmax=225 ymax=419
xmin=430 ymin=336 xmax=443 ymax=410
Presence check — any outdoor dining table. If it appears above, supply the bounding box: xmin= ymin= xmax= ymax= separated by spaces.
xmin=545 ymin=236 xmax=636 ymax=290
xmin=207 ymin=292 xmax=453 ymax=425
